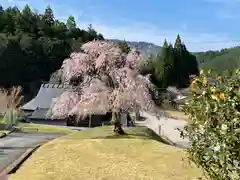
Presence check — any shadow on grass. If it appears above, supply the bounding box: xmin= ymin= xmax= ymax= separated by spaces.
xmin=65 ymin=126 xmax=174 ymax=146
xmin=92 ymin=134 xmax=170 ymax=145
xmin=93 ymin=133 xmax=173 ymax=146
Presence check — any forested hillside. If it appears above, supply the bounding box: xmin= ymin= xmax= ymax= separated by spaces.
xmin=194 ymin=47 xmax=240 ymax=72
xmin=111 ymin=40 xmax=240 ymax=74
xmin=0 ymin=3 xmax=238 ymax=99
xmin=0 ymin=5 xmax=103 ymax=97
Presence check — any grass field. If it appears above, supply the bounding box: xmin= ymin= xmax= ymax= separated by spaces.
xmin=159 ymin=102 xmax=190 ymax=121
xmin=0 ymin=118 xmax=76 ymax=134
xmin=17 ymin=123 xmax=76 ymax=133
xmin=0 ymin=118 xmax=5 ymax=124
xmin=10 ymin=126 xmax=204 ymax=180
xmin=0 ymin=118 xmax=8 ymax=134
xmin=0 ymin=130 xmax=8 ymax=134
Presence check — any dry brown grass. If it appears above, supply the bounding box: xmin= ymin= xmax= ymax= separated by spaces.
xmin=10 ymin=126 xmax=204 ymax=180
xmin=0 ymin=86 xmax=22 ymax=112
xmin=0 ymin=90 xmax=8 ymax=115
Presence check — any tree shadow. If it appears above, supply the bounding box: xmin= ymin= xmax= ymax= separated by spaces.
xmin=136 ymin=116 xmax=147 ymax=121
xmin=90 ymin=130 xmax=173 ymax=146
xmin=64 ymin=126 xmax=176 ymax=147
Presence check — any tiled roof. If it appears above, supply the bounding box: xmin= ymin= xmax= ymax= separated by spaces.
xmin=21 ymin=83 xmax=73 ymax=111
xmin=29 ymin=108 xmax=64 ymax=119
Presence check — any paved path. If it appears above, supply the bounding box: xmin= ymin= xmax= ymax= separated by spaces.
xmin=0 ymin=132 xmax=64 ymax=171
xmin=136 ymin=112 xmax=190 ymax=148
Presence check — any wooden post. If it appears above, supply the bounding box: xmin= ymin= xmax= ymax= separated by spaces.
xmin=159 ymin=125 xmax=161 ymax=135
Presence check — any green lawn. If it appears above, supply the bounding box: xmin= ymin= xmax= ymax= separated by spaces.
xmin=0 ymin=118 xmax=8 ymax=134
xmin=10 ymin=126 xmax=205 ymax=180
xmin=159 ymin=103 xmax=189 ymax=121
xmin=0 ymin=118 xmax=76 ymax=134
xmin=17 ymin=123 xmax=76 ymax=133
xmin=0 ymin=130 xmax=8 ymax=134
xmin=0 ymin=118 xmax=5 ymax=124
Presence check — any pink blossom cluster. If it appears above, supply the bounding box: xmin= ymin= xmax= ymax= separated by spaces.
xmin=49 ymin=40 xmax=157 ymax=118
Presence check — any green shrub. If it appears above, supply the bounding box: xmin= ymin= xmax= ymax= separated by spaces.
xmin=4 ymin=108 xmax=21 ymax=129
xmin=182 ymin=69 xmax=240 ymax=180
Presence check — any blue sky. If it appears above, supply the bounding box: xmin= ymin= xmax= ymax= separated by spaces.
xmin=1 ymin=0 xmax=240 ymax=51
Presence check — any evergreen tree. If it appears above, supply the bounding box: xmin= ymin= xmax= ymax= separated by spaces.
xmin=43 ymin=6 xmax=54 ymax=27
xmin=4 ymin=7 xmax=19 ymax=35
xmin=17 ymin=5 xmax=33 ymax=33
xmin=118 ymin=39 xmax=130 ymax=53
xmin=154 ymin=40 xmax=175 ymax=88
xmin=87 ymin=24 xmax=98 ymax=41
xmin=0 ymin=6 xmax=4 ymax=32
xmin=142 ymin=35 xmax=199 ymax=89
xmin=97 ymin=33 xmax=104 ymax=40
xmin=0 ymin=4 xmax=104 ymax=96
xmin=66 ymin=15 xmax=76 ymax=30
xmin=173 ymin=35 xmax=199 ymax=88
xmin=22 ymin=5 xmax=32 ymax=17
xmin=174 ymin=34 xmax=182 ymax=52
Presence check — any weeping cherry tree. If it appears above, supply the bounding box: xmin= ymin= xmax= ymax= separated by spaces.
xmin=48 ymin=40 xmax=159 ymax=134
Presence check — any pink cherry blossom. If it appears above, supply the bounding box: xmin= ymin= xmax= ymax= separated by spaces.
xmin=61 ymin=52 xmax=95 ymax=82
xmin=48 ymin=91 xmax=81 ymax=118
xmin=49 ymin=40 xmax=158 ymax=122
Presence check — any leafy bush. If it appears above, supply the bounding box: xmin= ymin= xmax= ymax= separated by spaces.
xmin=182 ymin=69 xmax=240 ymax=180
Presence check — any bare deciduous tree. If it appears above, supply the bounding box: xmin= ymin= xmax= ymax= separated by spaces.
xmin=49 ymin=40 xmax=158 ymax=134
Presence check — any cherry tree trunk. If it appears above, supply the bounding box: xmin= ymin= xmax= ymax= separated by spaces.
xmin=112 ymin=112 xmax=125 ymax=135
xmin=135 ymin=110 xmax=140 ymax=121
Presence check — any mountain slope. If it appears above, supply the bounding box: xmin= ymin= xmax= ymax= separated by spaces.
xmin=109 ymin=39 xmax=161 ymax=55
xmin=109 ymin=39 xmax=240 ymax=72
xmin=194 ymin=46 xmax=240 ymax=72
